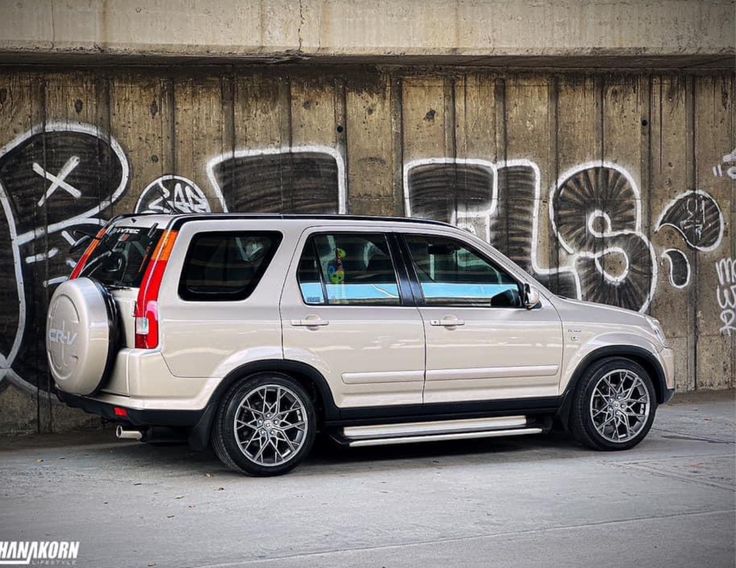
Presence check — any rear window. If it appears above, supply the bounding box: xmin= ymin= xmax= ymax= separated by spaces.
xmin=178 ymin=232 xmax=282 ymax=301
xmin=79 ymin=225 xmax=163 ymax=288
xmin=296 ymin=233 xmax=401 ymax=306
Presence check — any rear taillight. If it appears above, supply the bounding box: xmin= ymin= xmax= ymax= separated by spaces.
xmin=69 ymin=228 xmax=107 ymax=279
xmin=134 ymin=230 xmax=178 ymax=349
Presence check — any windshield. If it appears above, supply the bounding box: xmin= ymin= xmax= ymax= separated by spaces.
xmin=79 ymin=225 xmax=163 ymax=288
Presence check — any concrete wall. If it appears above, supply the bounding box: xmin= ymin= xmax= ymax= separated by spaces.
xmin=0 ymin=66 xmax=733 ymax=433
xmin=0 ymin=0 xmax=733 ymax=67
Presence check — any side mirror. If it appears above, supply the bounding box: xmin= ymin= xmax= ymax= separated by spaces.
xmin=523 ymin=284 xmax=541 ymax=309
xmin=69 ymin=234 xmax=92 ymax=254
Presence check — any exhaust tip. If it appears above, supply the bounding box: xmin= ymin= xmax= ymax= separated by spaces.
xmin=115 ymin=424 xmax=143 ymax=441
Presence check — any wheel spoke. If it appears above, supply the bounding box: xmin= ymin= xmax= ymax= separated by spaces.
xmin=252 ymin=438 xmax=268 ymax=462
xmin=241 ymin=430 xmax=259 ymax=451
xmin=233 ymin=384 xmax=308 ymax=467
xmin=274 ymin=429 xmax=297 ymax=453
xmin=274 ymin=387 xmax=284 ymax=415
xmin=624 ymin=410 xmax=647 ymax=418
xmin=236 ymin=418 xmax=259 ymax=430
xmin=589 ymin=369 xmax=650 ymax=444
xmin=240 ymin=404 xmax=263 ymax=417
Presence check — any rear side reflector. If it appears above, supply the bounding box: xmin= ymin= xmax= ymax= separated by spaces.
xmin=134 ymin=230 xmax=178 ymax=349
xmin=113 ymin=407 xmax=128 ymax=418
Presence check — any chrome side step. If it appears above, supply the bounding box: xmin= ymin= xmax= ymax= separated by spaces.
xmin=347 ymin=427 xmax=544 ymax=447
xmin=341 ymin=415 xmax=544 ymax=447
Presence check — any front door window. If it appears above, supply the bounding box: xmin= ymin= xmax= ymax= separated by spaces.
xmin=404 ymin=235 xmax=522 ymax=308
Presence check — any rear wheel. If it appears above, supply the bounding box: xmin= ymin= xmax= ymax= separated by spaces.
xmin=570 ymin=358 xmax=657 ymax=451
xmin=212 ymin=373 xmax=316 ymax=476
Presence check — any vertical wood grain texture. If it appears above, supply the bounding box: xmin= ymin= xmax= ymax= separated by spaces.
xmin=694 ymin=75 xmax=733 ymax=390
xmin=649 ymin=76 xmax=694 ymax=390
xmin=0 ymin=67 xmax=733 ymax=432
xmin=346 ymin=73 xmax=395 ymax=215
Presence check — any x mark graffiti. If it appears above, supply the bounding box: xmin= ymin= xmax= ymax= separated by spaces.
xmin=34 ymin=156 xmax=82 ymax=206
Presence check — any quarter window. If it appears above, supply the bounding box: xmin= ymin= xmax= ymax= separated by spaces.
xmin=297 ymin=233 xmax=401 ymax=306
xmin=179 ymin=232 xmax=281 ymax=301
xmin=404 ymin=235 xmax=522 ymax=307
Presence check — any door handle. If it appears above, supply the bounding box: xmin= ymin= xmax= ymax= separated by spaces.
xmin=430 ymin=316 xmax=465 ymax=327
xmin=291 ymin=316 xmax=330 ymax=328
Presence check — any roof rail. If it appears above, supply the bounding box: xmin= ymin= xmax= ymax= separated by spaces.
xmin=163 ymin=213 xmax=454 ymax=230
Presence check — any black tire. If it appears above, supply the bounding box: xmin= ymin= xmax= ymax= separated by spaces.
xmin=570 ymin=357 xmax=657 ymax=451
xmin=211 ymin=373 xmax=316 ymax=476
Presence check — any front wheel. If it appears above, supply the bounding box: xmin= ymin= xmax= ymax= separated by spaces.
xmin=570 ymin=358 xmax=657 ymax=451
xmin=211 ymin=373 xmax=316 ymax=476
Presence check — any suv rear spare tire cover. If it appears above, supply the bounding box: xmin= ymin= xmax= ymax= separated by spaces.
xmin=46 ymin=278 xmax=119 ymax=395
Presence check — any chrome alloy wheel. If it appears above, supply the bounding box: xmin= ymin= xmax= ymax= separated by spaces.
xmin=589 ymin=369 xmax=651 ymax=443
xmin=233 ymin=385 xmax=308 ymax=467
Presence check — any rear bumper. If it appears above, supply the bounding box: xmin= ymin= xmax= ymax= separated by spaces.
xmin=56 ymin=390 xmax=203 ymax=427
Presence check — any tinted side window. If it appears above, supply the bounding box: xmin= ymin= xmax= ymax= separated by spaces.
xmin=405 ymin=234 xmax=521 ymax=307
xmin=297 ymin=233 xmax=400 ymax=306
xmin=179 ymin=232 xmax=281 ymax=301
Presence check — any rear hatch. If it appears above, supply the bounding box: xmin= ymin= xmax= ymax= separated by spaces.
xmin=75 ymin=217 xmax=169 ymax=349
xmin=47 ymin=215 xmax=175 ymax=396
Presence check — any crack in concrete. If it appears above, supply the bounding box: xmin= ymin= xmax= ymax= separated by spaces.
xmin=297 ymin=0 xmax=304 ymax=53
xmin=190 ymin=509 xmax=736 ymax=568
xmin=652 ymin=426 xmax=735 ymax=445
xmin=610 ymin=459 xmax=735 ymax=492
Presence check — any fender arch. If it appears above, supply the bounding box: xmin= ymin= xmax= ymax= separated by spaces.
xmin=556 ymin=345 xmax=669 ymax=428
xmin=188 ymin=359 xmax=338 ymax=450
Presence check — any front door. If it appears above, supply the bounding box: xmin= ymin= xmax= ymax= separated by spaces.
xmin=280 ymin=229 xmax=425 ymax=409
xmin=401 ymin=232 xmax=564 ymax=404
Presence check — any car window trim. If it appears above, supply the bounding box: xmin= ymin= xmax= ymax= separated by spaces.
xmin=295 ymin=230 xmax=408 ymax=308
xmin=398 ymin=232 xmax=525 ymax=309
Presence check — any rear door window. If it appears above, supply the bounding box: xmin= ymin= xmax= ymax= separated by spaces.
xmin=297 ymin=233 xmax=401 ymax=306
xmin=178 ymin=232 xmax=282 ymax=301
xmin=79 ymin=225 xmax=163 ymax=288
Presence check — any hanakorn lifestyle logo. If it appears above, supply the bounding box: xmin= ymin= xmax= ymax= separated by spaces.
xmin=0 ymin=542 xmax=80 ymax=565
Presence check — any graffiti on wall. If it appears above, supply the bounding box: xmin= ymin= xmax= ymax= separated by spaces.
xmin=135 ymin=175 xmax=212 ymax=214
xmin=716 ymin=257 xmax=736 ymax=336
xmin=405 ymin=159 xmax=660 ymax=311
xmin=662 ymin=249 xmax=691 ymax=289
xmin=0 ymin=120 xmax=730 ymax=393
xmin=404 ymin=156 xmax=729 ymax=314
xmin=0 ymin=126 xmax=349 ymax=392
xmin=655 ymin=190 xmax=724 ymax=252
xmin=0 ymin=122 xmax=129 ymax=393
xmin=207 ymin=147 xmax=346 ymax=214
xmin=550 ymin=163 xmax=657 ymax=311
xmin=713 ymin=148 xmax=736 ymax=180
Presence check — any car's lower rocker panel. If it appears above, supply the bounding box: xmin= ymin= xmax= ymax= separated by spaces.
xmin=337 ymin=414 xmax=549 ymax=447
xmin=347 ymin=427 xmax=544 ymax=447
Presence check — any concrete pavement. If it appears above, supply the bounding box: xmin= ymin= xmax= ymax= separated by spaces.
xmin=1 ymin=391 xmax=734 ymax=568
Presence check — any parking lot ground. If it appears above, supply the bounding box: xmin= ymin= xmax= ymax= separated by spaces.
xmin=1 ymin=390 xmax=734 ymax=568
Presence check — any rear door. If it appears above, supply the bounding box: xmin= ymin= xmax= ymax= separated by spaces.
xmin=400 ymin=231 xmax=564 ymax=404
xmin=280 ymin=227 xmax=426 ymax=408
xmin=157 ymin=219 xmax=289 ymax=379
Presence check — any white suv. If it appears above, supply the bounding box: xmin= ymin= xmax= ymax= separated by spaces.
xmin=46 ymin=214 xmax=675 ymax=476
